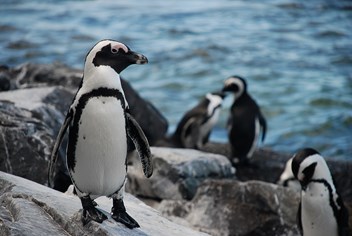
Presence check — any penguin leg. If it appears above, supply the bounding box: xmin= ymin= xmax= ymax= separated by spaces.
xmin=110 ymin=187 xmax=140 ymax=228
xmin=111 ymin=198 xmax=140 ymax=228
xmin=80 ymin=195 xmax=107 ymax=225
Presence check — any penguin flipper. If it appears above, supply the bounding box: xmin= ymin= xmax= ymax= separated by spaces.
xmin=336 ymin=193 xmax=350 ymax=236
xmin=125 ymin=112 xmax=153 ymax=178
xmin=48 ymin=110 xmax=73 ymax=187
xmin=258 ymin=112 xmax=267 ymax=142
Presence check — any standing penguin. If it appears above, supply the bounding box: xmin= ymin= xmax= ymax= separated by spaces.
xmin=48 ymin=39 xmax=153 ymax=228
xmin=170 ymin=91 xmax=225 ymax=149
xmin=222 ymin=75 xmax=266 ymax=164
xmin=291 ymin=148 xmax=350 ymax=236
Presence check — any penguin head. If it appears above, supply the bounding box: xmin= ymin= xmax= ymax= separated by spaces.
xmin=206 ymin=91 xmax=226 ymax=103
xmin=84 ymin=39 xmax=148 ymax=75
xmin=205 ymin=91 xmax=225 ymax=115
xmin=291 ymin=148 xmax=333 ymax=189
xmin=222 ymin=75 xmax=247 ymax=99
xmin=278 ymin=157 xmax=294 ymax=185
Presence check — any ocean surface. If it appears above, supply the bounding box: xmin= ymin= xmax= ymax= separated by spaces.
xmin=1 ymin=0 xmax=351 ymax=159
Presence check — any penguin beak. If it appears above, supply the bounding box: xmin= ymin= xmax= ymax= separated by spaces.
xmin=128 ymin=51 xmax=148 ymax=65
xmin=222 ymin=86 xmax=230 ymax=93
xmin=219 ymin=91 xmax=227 ymax=99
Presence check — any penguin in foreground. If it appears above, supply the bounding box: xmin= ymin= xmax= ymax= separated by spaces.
xmin=48 ymin=39 xmax=153 ymax=228
xmin=222 ymin=75 xmax=266 ymax=164
xmin=170 ymin=91 xmax=225 ymax=149
xmin=291 ymin=148 xmax=350 ymax=236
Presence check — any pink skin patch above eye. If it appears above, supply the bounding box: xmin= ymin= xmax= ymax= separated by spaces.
xmin=111 ymin=43 xmax=129 ymax=53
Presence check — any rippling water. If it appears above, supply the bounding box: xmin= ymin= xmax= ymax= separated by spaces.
xmin=1 ymin=0 xmax=351 ymax=159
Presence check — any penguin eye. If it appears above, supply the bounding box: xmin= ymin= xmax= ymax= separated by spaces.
xmin=111 ymin=48 xmax=119 ymax=54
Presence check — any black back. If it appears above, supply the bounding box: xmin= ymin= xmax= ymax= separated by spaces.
xmin=228 ymin=91 xmax=266 ymax=159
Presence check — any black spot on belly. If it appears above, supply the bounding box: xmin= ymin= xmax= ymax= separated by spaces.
xmin=83 ymin=136 xmax=86 ymax=140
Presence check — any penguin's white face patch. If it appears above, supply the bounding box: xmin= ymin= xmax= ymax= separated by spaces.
xmin=110 ymin=42 xmax=129 ymax=54
xmin=206 ymin=93 xmax=223 ymax=116
xmin=224 ymin=77 xmax=245 ymax=98
xmin=278 ymin=157 xmax=294 ymax=183
xmin=296 ymin=154 xmax=320 ymax=182
xmin=297 ymin=154 xmax=334 ymax=187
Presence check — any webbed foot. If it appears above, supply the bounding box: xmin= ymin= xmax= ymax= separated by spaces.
xmin=80 ymin=196 xmax=107 ymax=225
xmin=111 ymin=198 xmax=140 ymax=228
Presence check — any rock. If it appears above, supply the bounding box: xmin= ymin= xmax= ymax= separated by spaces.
xmin=0 ymin=87 xmax=74 ymax=186
xmin=12 ymin=62 xmax=82 ymax=89
xmin=0 ymin=86 xmax=73 ymax=133
xmin=0 ymin=65 xmax=16 ymax=91
xmin=0 ymin=101 xmax=53 ymax=184
xmin=126 ymin=147 xmax=236 ymax=200
xmin=158 ymin=179 xmax=301 ymax=236
xmin=0 ymin=171 xmax=208 ymax=236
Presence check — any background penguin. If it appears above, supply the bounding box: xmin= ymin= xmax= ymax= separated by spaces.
xmin=170 ymin=91 xmax=225 ymax=149
xmin=291 ymin=148 xmax=350 ymax=236
xmin=277 ymin=157 xmax=301 ymax=191
xmin=48 ymin=39 xmax=153 ymax=228
xmin=222 ymin=75 xmax=266 ymax=164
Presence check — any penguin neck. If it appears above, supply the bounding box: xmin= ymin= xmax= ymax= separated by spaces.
xmin=233 ymin=91 xmax=250 ymax=104
xmin=312 ymin=164 xmax=335 ymax=191
xmin=83 ymin=66 xmax=123 ymax=91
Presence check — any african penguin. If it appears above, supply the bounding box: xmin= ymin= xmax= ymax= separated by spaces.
xmin=291 ymin=148 xmax=350 ymax=236
xmin=222 ymin=75 xmax=266 ymax=164
xmin=171 ymin=91 xmax=225 ymax=149
xmin=48 ymin=39 xmax=153 ymax=228
xmin=277 ymin=157 xmax=300 ymax=191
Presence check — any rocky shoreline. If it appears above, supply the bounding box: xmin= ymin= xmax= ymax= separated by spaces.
xmin=0 ymin=63 xmax=351 ymax=235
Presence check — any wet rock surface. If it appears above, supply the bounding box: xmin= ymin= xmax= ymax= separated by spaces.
xmin=158 ymin=179 xmax=301 ymax=236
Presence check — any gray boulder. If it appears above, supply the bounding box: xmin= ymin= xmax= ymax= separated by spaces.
xmin=0 ymin=87 xmax=73 ymax=186
xmin=158 ymin=179 xmax=301 ymax=236
xmin=126 ymin=147 xmax=236 ymax=200
xmin=0 ymin=171 xmax=208 ymax=236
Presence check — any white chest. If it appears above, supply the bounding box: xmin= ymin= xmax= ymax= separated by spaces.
xmin=247 ymin=116 xmax=260 ymax=158
xmin=70 ymin=96 xmax=128 ymax=197
xmin=200 ymin=108 xmax=220 ymax=138
xmin=301 ymin=183 xmax=338 ymax=236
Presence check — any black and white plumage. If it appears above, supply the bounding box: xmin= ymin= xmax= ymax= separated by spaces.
xmin=291 ymin=148 xmax=350 ymax=236
xmin=277 ymin=157 xmax=301 ymax=191
xmin=222 ymin=75 xmax=266 ymax=164
xmin=171 ymin=91 xmax=225 ymax=149
xmin=48 ymin=39 xmax=153 ymax=228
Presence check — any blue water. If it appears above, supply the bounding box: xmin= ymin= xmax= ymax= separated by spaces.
xmin=1 ymin=0 xmax=351 ymax=159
